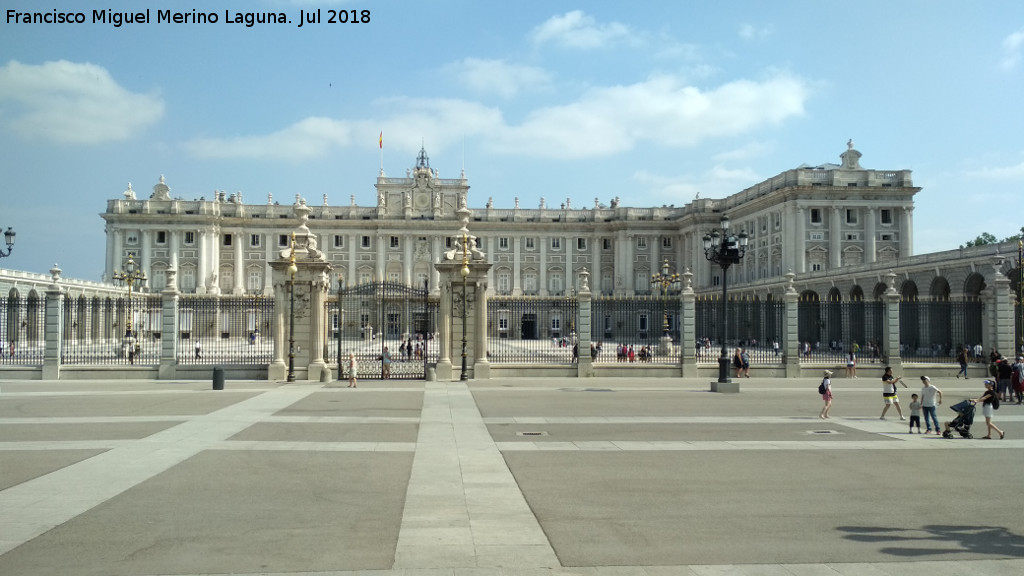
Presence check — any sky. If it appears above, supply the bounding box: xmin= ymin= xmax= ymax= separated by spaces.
xmin=1 ymin=0 xmax=1023 ymax=281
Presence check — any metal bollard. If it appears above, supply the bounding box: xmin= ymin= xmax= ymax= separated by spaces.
xmin=212 ymin=367 xmax=225 ymax=390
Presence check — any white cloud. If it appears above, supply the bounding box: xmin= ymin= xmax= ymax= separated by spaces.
xmin=531 ymin=10 xmax=631 ymax=49
xmin=491 ymin=73 xmax=809 ymax=159
xmin=446 ymin=58 xmax=552 ymax=98
xmin=633 ymin=164 xmax=761 ymax=206
xmin=185 ymin=117 xmax=352 ymax=161
xmin=0 ymin=60 xmax=164 ymax=144
xmin=185 ymin=98 xmax=504 ymax=161
xmin=185 ymin=74 xmax=808 ymax=162
xmin=968 ymin=158 xmax=1024 ymax=180
xmin=739 ymin=23 xmax=773 ymax=41
xmin=713 ymin=141 xmax=773 ymax=162
xmin=1000 ymin=28 xmax=1024 ymax=70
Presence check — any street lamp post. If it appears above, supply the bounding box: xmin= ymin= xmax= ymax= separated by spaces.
xmin=460 ymin=233 xmax=470 ymax=381
xmin=0 ymin=227 xmax=14 ymax=258
xmin=112 ymin=254 xmax=147 ymax=358
xmin=287 ymin=233 xmax=297 ymax=382
xmin=651 ymin=258 xmax=681 ymax=337
xmin=703 ymin=215 xmax=748 ymax=384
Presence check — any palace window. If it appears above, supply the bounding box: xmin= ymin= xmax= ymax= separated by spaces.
xmin=497 ymin=272 xmax=510 ymax=294
xmin=156 ymin=231 xmax=167 ymax=245
xmin=390 ymin=236 xmax=400 ymax=248
xmin=334 ymin=235 xmax=344 ymax=248
xmin=222 ymin=234 xmax=232 ymax=246
xmin=247 ymin=270 xmax=262 ymax=292
xmin=361 ymin=236 xmax=371 ymax=248
xmin=881 ymin=209 xmax=893 ymax=224
xmin=278 ymin=234 xmax=289 ymax=247
xmin=577 ymin=238 xmax=587 ymax=251
xmin=125 ymin=232 xmax=138 ymax=245
xmin=183 ymin=231 xmax=195 ymax=245
xmin=249 ymin=234 xmax=261 ymax=248
xmin=525 ymin=237 xmax=535 ymax=250
xmin=499 ymin=237 xmax=509 ymax=250
xmin=662 ymin=236 xmax=672 ymax=249
xmin=551 ymin=237 xmax=561 ymax=250
xmin=846 ymin=209 xmax=858 ymax=224
xmin=810 ymin=209 xmax=822 ymax=224
xmin=636 ymin=236 xmax=647 ymax=249
xmin=603 ymin=238 xmax=612 ymax=250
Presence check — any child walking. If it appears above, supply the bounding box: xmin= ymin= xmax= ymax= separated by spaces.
xmin=908 ymin=393 xmax=922 ymax=433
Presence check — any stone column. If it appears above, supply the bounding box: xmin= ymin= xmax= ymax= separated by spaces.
xmin=435 ymin=278 xmax=453 ymax=380
xmin=795 ymin=208 xmax=806 ymax=273
xmin=865 ymin=208 xmax=877 ymax=264
xmin=158 ymin=267 xmax=179 ymax=380
xmin=539 ymin=236 xmax=548 ymax=295
xmin=141 ymin=230 xmax=153 ymax=291
xmin=307 ymin=271 xmax=331 ymax=381
xmin=680 ymin=268 xmax=697 ymax=377
xmin=268 ymin=273 xmax=288 ymax=381
xmin=42 ymin=267 xmax=64 ymax=380
xmin=901 ymin=207 xmax=914 ymax=257
xmin=990 ymin=258 xmax=1015 ymax=356
xmin=782 ymin=271 xmax=801 ymax=377
xmin=473 ymin=271 xmax=490 ymax=379
xmin=882 ymin=271 xmax=903 ymax=373
xmin=577 ymin=268 xmax=594 ymax=377
xmin=625 ymin=234 xmax=635 ymax=294
xmin=233 ymin=231 xmax=244 ymax=295
xmin=513 ymin=237 xmax=522 ymax=295
xmin=197 ymin=230 xmax=208 ymax=295
xmin=830 ymin=207 xmax=842 ymax=269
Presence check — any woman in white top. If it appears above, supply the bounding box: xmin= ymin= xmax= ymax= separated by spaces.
xmin=347 ymin=353 xmax=359 ymax=388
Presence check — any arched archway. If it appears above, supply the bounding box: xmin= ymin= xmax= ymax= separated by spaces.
xmin=850 ymin=285 xmax=865 ymax=301
xmin=798 ymin=290 xmax=821 ymax=347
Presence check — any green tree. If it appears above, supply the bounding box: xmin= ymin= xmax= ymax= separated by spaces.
xmin=963 ymin=232 xmax=998 ymax=248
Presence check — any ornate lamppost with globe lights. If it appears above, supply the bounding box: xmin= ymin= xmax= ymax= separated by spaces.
xmin=650 ymin=258 xmax=680 ymax=355
xmin=112 ymin=254 xmax=147 ymax=345
xmin=0 ymin=227 xmax=14 ymax=258
xmin=703 ymin=215 xmax=748 ymax=384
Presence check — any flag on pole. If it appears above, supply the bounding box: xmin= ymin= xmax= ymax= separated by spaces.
xmin=379 ymin=132 xmax=382 ymax=149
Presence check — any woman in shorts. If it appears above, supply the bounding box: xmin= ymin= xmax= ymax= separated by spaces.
xmin=880 ymin=366 xmax=905 ymax=420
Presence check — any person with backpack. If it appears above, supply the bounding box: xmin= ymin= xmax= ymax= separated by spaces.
xmin=818 ymin=370 xmax=833 ymax=419
xmin=1012 ymin=356 xmax=1024 ymax=405
xmin=974 ymin=379 xmax=1004 ymax=439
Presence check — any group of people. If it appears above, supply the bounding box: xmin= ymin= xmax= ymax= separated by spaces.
xmin=614 ymin=343 xmax=654 ymax=362
xmin=818 ymin=367 xmax=1007 ymax=439
xmin=731 ymin=348 xmax=751 ymax=378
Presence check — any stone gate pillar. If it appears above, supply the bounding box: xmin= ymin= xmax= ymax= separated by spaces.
xmin=158 ymin=266 xmax=179 ymax=379
xmin=434 ymin=205 xmax=491 ymax=381
xmin=680 ymin=268 xmax=697 ymax=377
xmin=577 ymin=268 xmax=594 ymax=377
xmin=267 ymin=199 xmax=332 ymax=382
xmin=990 ymin=257 xmax=1015 ymax=357
xmin=782 ymin=271 xmax=801 ymax=377
xmin=42 ymin=265 xmax=64 ymax=380
xmin=882 ymin=271 xmax=903 ymax=373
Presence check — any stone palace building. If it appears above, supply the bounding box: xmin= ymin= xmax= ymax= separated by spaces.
xmin=100 ymin=141 xmax=918 ymax=300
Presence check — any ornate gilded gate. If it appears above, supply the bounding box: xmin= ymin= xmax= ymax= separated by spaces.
xmin=328 ymin=282 xmax=437 ymax=379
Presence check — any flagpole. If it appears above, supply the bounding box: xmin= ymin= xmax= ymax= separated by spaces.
xmin=379 ymin=131 xmax=383 ymax=174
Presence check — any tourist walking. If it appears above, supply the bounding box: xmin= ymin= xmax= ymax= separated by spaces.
xmin=194 ymin=340 xmax=202 ymax=360
xmin=819 ymin=370 xmax=833 ymax=419
xmin=846 ymin=350 xmax=857 ymax=378
xmin=880 ymin=366 xmax=906 ymax=420
xmin=919 ymin=376 xmax=943 ymax=434
xmin=956 ymin=346 xmax=969 ymax=379
xmin=975 ymin=380 xmax=1004 ymax=439
xmin=347 ymin=353 xmax=358 ymax=388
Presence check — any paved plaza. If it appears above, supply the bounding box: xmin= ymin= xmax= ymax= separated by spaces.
xmin=1 ymin=373 xmax=1023 ymax=576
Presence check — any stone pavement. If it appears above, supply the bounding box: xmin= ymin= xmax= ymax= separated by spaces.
xmin=0 ymin=375 xmax=1023 ymax=575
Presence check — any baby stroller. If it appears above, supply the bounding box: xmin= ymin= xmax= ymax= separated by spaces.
xmin=942 ymin=399 xmax=975 ymax=439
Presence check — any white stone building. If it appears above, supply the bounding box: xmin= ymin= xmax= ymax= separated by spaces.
xmin=101 ymin=142 xmax=918 ymax=296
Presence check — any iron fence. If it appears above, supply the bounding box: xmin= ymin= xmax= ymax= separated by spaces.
xmin=332 ymin=282 xmax=436 ymax=379
xmin=795 ymin=297 xmax=885 ymax=365
xmin=1 ymin=295 xmax=46 ymax=366
xmin=590 ymin=295 xmax=679 ymax=364
xmin=60 ymin=295 xmax=162 ymax=365
xmin=899 ymin=298 xmax=984 ymax=363
xmin=694 ymin=296 xmax=784 ymax=365
xmin=487 ymin=295 xmax=579 ymax=364
xmin=176 ymin=296 xmax=274 ymax=364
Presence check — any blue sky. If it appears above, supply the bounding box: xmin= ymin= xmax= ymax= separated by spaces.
xmin=1 ymin=0 xmax=1023 ymax=280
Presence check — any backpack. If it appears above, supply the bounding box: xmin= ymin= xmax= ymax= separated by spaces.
xmin=818 ymin=380 xmax=827 ymax=394
xmin=993 ymin=395 xmax=1000 ymax=410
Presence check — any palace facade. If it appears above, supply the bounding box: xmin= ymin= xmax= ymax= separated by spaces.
xmin=101 ymin=142 xmax=918 ymax=298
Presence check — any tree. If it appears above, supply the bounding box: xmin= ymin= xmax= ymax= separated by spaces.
xmin=962 ymin=232 xmax=998 ymax=248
